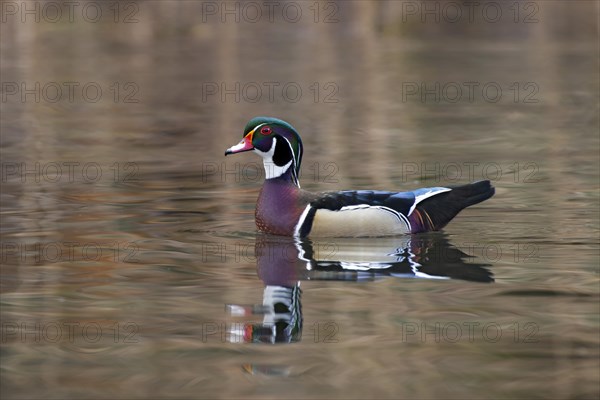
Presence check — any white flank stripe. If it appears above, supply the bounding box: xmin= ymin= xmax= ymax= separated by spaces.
xmin=294 ymin=205 xmax=312 ymax=238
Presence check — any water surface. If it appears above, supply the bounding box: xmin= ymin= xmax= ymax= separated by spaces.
xmin=1 ymin=1 xmax=599 ymax=399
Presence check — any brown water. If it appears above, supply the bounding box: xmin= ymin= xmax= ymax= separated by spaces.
xmin=1 ymin=1 xmax=599 ymax=399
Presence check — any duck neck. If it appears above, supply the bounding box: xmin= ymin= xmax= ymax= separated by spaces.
xmin=263 ymin=158 xmax=300 ymax=187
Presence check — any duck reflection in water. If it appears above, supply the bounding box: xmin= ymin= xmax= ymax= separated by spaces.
xmin=227 ymin=233 xmax=493 ymax=347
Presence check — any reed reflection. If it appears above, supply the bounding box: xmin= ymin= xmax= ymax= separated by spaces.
xmin=227 ymin=233 xmax=493 ymax=347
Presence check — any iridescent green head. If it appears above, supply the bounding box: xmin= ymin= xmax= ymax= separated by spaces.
xmin=225 ymin=117 xmax=303 ymax=186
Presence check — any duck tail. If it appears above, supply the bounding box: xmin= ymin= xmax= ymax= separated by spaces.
xmin=409 ymin=180 xmax=495 ymax=233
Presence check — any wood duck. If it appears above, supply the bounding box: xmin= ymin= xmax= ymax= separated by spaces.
xmin=225 ymin=117 xmax=495 ymax=238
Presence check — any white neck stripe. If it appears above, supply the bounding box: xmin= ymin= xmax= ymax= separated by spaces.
xmin=279 ymin=135 xmax=300 ymax=187
xmin=255 ymin=138 xmax=294 ymax=180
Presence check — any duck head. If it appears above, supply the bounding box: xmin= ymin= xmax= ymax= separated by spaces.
xmin=225 ymin=117 xmax=303 ymax=186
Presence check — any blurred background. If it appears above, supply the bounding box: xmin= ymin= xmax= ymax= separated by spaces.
xmin=1 ymin=1 xmax=599 ymax=399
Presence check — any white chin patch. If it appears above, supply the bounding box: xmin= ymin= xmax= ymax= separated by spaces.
xmin=255 ymin=138 xmax=293 ymax=179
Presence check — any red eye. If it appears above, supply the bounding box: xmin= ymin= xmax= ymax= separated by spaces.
xmin=260 ymin=126 xmax=272 ymax=135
